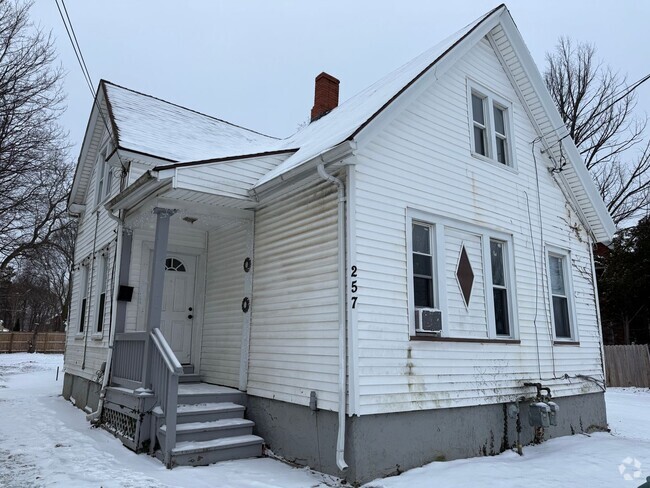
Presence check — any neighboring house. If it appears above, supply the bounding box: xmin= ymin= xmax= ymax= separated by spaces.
xmin=63 ymin=4 xmax=615 ymax=484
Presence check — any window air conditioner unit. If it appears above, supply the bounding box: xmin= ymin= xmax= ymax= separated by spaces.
xmin=415 ymin=308 xmax=442 ymax=334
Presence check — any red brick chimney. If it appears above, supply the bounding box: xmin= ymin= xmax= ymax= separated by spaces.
xmin=310 ymin=72 xmax=340 ymax=122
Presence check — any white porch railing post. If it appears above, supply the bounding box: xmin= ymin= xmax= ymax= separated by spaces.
xmin=143 ymin=207 xmax=175 ymax=389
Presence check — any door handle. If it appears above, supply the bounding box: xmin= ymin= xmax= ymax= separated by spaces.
xmin=188 ymin=314 xmax=193 ymax=319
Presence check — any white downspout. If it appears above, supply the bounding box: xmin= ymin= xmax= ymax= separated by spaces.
xmin=317 ymin=163 xmax=348 ymax=472
xmin=87 ymin=208 xmax=123 ymax=423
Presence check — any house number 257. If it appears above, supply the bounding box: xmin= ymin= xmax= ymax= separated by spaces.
xmin=350 ymin=266 xmax=358 ymax=309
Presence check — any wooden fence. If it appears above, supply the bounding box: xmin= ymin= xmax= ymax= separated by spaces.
xmin=0 ymin=332 xmax=66 ymax=354
xmin=605 ymin=344 xmax=650 ymax=388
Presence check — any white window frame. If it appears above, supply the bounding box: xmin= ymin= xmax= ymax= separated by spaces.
xmin=545 ymin=246 xmax=579 ymax=342
xmin=93 ymin=252 xmax=109 ymax=337
xmin=77 ymin=263 xmax=90 ymax=336
xmin=406 ymin=209 xmax=518 ymax=339
xmin=94 ymin=143 xmax=114 ymax=209
xmin=467 ymin=79 xmax=515 ymax=170
xmin=488 ymin=238 xmax=512 ymax=337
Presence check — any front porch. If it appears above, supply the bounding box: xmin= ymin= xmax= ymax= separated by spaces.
xmin=101 ymin=175 xmax=260 ymax=467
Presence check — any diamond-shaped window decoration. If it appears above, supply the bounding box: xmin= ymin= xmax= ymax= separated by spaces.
xmin=456 ymin=245 xmax=474 ymax=307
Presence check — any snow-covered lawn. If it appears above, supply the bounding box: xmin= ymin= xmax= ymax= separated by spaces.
xmin=0 ymin=353 xmax=648 ymax=487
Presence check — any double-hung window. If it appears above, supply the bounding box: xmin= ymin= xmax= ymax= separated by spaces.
xmin=408 ymin=210 xmax=517 ymax=340
xmin=95 ymin=254 xmax=109 ymax=334
xmin=547 ymin=250 xmax=575 ymax=340
xmin=78 ymin=265 xmax=90 ymax=334
xmin=412 ymin=222 xmax=435 ymax=310
xmin=469 ymin=82 xmax=513 ymax=167
xmin=95 ymin=146 xmax=113 ymax=207
xmin=490 ymin=239 xmax=510 ymax=336
xmin=471 ymin=93 xmax=489 ymax=157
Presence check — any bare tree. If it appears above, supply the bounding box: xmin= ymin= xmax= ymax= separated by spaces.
xmin=545 ymin=38 xmax=650 ymax=225
xmin=0 ymin=0 xmax=71 ymax=270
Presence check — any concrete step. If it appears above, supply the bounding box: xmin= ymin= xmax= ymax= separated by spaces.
xmin=179 ymin=373 xmax=202 ymax=384
xmin=169 ymin=435 xmax=263 ymax=467
xmin=159 ymin=418 xmax=254 ymax=444
xmin=177 ymin=383 xmax=245 ymax=405
xmin=175 ymin=402 xmax=245 ymax=424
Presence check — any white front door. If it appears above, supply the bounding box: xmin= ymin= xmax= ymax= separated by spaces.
xmin=161 ymin=255 xmax=195 ymax=364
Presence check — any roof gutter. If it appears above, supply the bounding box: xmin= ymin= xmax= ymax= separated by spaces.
xmin=105 ymin=170 xmax=171 ymax=213
xmin=250 ymin=140 xmax=356 ymax=201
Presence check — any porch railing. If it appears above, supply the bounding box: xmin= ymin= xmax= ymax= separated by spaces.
xmin=149 ymin=327 xmax=182 ymax=468
xmin=111 ymin=332 xmax=147 ymax=387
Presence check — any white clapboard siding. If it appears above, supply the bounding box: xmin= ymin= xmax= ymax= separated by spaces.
xmin=352 ymin=36 xmax=603 ymax=415
xmin=445 ymin=227 xmax=488 ymax=338
xmin=200 ymin=221 xmax=251 ymax=387
xmin=65 ymin=129 xmax=121 ymax=380
xmin=174 ymin=154 xmax=288 ymax=200
xmin=247 ymin=179 xmax=340 ymax=411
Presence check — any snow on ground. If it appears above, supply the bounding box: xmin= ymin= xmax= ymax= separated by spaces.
xmin=0 ymin=353 xmax=649 ymax=487
xmin=0 ymin=354 xmax=339 ymax=488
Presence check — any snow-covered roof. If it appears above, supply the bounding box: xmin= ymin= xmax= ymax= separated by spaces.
xmin=255 ymin=7 xmax=497 ymax=187
xmin=103 ymin=81 xmax=278 ymax=162
xmin=83 ymin=3 xmax=614 ymax=242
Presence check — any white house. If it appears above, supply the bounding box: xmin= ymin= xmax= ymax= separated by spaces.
xmin=63 ymin=4 xmax=615 ymax=483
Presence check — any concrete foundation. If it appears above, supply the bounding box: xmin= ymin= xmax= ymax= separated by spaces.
xmin=247 ymin=392 xmax=607 ymax=485
xmin=62 ymin=372 xmax=101 ymax=413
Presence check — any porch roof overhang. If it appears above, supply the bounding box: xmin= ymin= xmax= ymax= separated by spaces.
xmin=106 ymin=168 xmax=259 ymax=217
xmin=106 ymin=170 xmax=171 ymax=213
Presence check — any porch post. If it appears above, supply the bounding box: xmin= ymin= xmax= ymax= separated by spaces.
xmin=142 ymin=207 xmax=176 ymax=388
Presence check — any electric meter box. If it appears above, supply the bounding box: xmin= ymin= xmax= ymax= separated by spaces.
xmin=529 ymin=402 xmax=550 ymax=427
xmin=547 ymin=401 xmax=559 ymax=426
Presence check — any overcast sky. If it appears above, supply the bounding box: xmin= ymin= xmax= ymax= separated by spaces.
xmin=30 ymin=1 xmax=650 ymax=159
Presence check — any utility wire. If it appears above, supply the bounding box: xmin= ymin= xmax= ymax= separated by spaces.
xmin=537 ymin=72 xmax=650 ymax=145
xmin=55 ymin=0 xmax=92 ymax=95
xmin=55 ymin=0 xmax=127 ymax=173
xmin=59 ymin=0 xmax=94 ymax=94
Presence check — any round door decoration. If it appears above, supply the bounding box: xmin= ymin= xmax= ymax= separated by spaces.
xmin=243 ymin=257 xmax=252 ymax=273
xmin=241 ymin=297 xmax=250 ymax=313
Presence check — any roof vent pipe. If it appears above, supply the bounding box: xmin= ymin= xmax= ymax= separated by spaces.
xmin=310 ymin=72 xmax=340 ymax=122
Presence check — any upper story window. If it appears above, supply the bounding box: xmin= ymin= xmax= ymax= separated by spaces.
xmin=468 ymin=81 xmax=513 ymax=167
xmin=95 ymin=145 xmax=113 ymax=208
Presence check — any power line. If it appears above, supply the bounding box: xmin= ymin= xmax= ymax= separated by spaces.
xmin=54 ymin=0 xmax=92 ymax=95
xmin=536 ymin=71 xmax=650 ymax=145
xmin=55 ymin=0 xmax=127 ymax=173
xmin=59 ymin=0 xmax=94 ymax=95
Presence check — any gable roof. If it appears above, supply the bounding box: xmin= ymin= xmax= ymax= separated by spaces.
xmin=255 ymin=5 xmax=504 ymax=188
xmin=102 ymin=81 xmax=278 ymax=162
xmin=73 ymin=4 xmax=615 ymax=243
xmin=247 ymin=3 xmax=615 ymax=243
